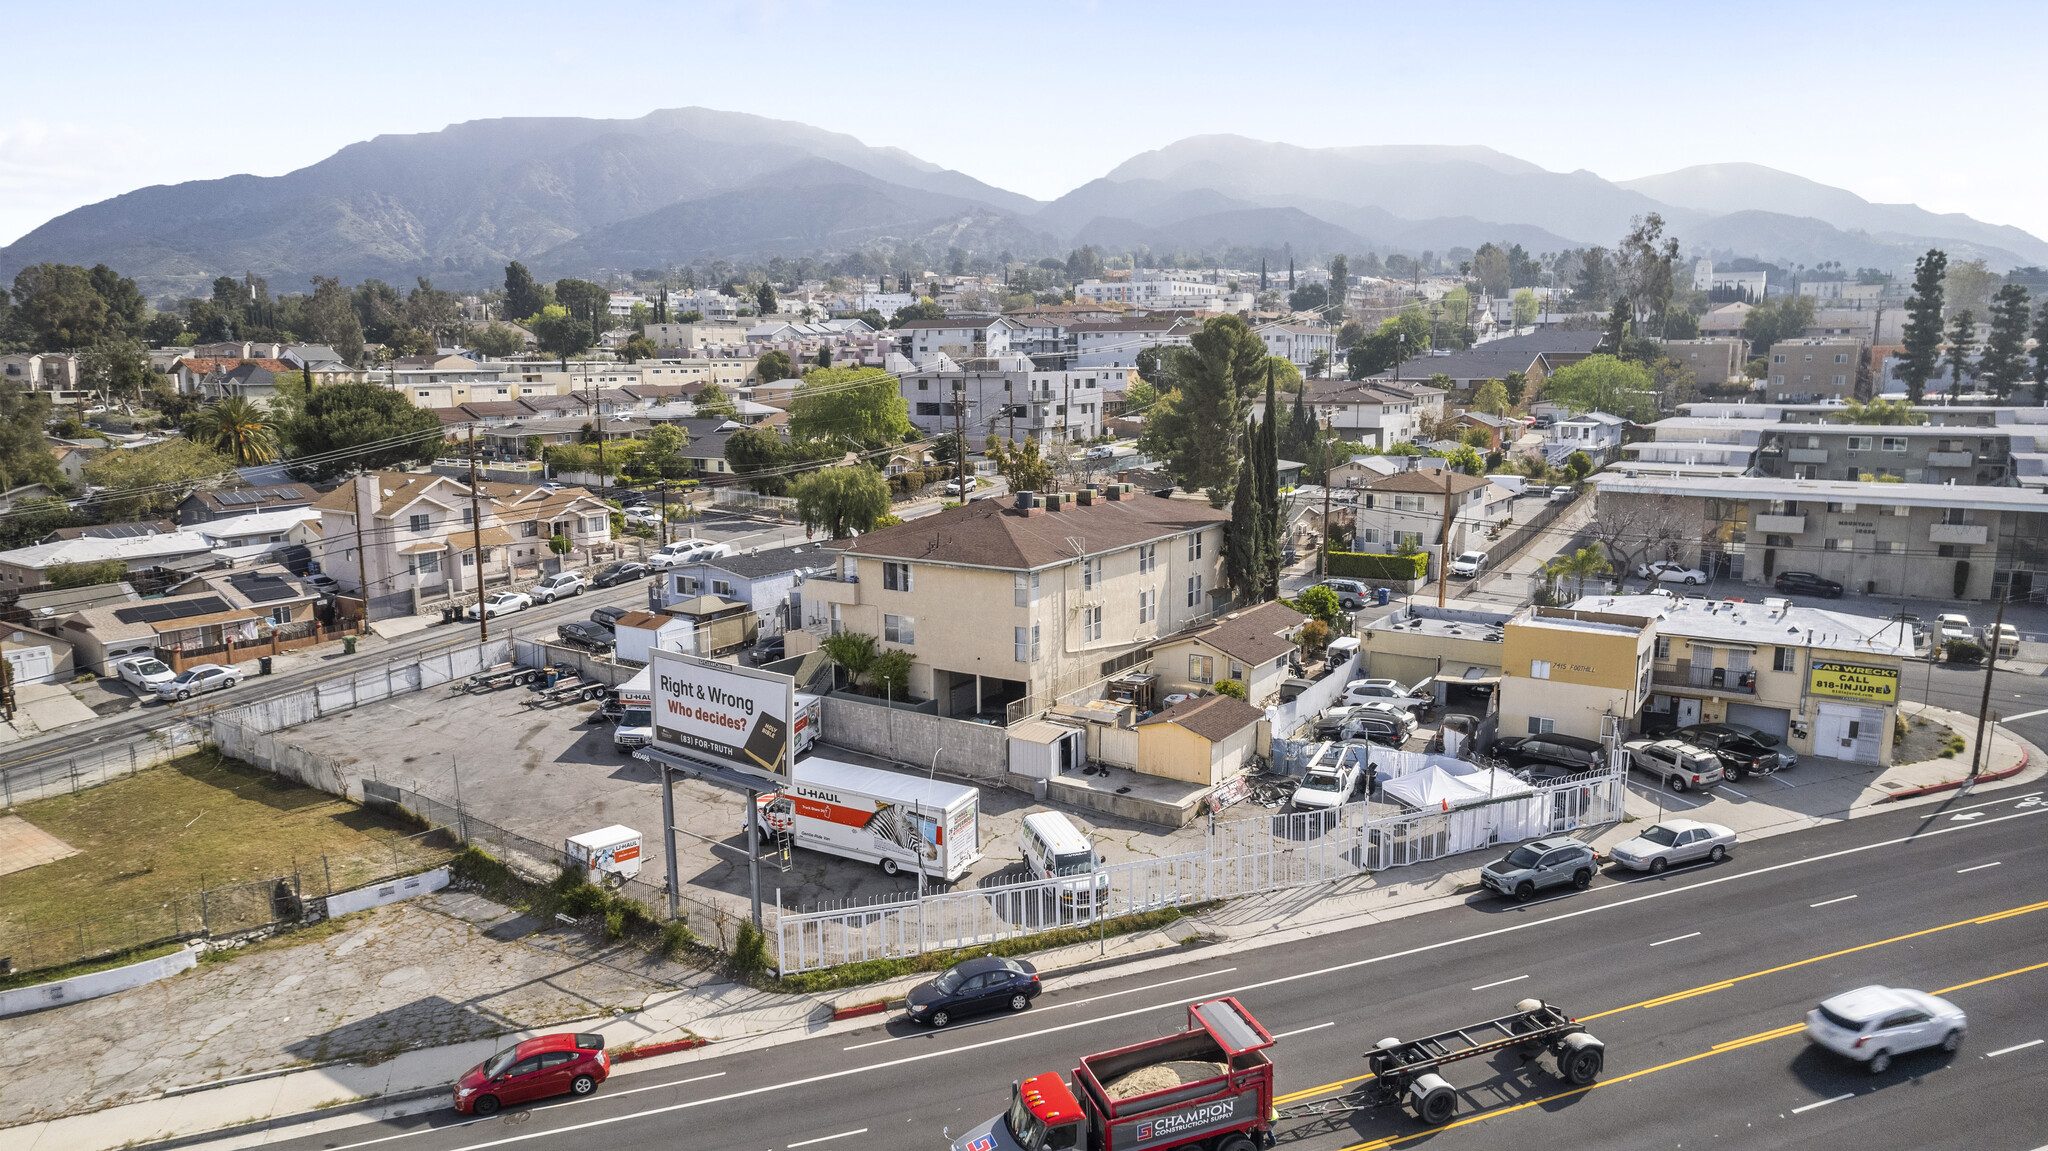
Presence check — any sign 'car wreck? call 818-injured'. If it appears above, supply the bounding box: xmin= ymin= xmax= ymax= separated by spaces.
xmin=1807 ymin=660 xmax=1899 ymax=703
xmin=649 ymin=650 xmax=795 ymax=781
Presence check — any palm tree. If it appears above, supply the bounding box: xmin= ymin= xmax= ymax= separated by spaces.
xmin=1546 ymin=546 xmax=1613 ymax=600
xmin=198 ymin=397 xmax=278 ymax=464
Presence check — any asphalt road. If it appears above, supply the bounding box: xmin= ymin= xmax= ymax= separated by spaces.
xmin=0 ymin=513 xmax=808 ymax=789
xmin=241 ymin=784 xmax=2048 ymax=1151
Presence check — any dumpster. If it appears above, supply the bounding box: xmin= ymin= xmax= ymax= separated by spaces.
xmin=1376 ymin=586 xmax=1390 ymax=606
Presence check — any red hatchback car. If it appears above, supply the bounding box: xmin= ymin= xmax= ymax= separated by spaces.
xmin=454 ymin=1033 xmax=609 ymax=1115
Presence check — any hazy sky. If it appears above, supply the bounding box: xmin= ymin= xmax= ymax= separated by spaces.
xmin=7 ymin=0 xmax=2047 ymax=248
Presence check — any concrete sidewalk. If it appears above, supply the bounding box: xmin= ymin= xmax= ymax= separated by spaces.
xmin=9 ymin=713 xmax=2040 ymax=1151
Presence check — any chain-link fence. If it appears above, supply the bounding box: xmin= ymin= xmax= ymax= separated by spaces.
xmin=0 ymin=726 xmax=210 ymax=809
xmin=0 ymin=826 xmax=456 ymax=977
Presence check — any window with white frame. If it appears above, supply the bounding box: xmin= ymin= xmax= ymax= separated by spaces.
xmin=711 ymin=579 xmax=732 ymax=596
xmin=409 ymin=513 xmax=431 ymax=532
xmin=883 ymin=561 xmax=913 ymax=592
xmin=1774 ymin=646 xmax=1796 ymax=673
xmin=1187 ymin=532 xmax=1203 ymax=560
xmin=1139 ymin=587 xmax=1156 ymax=624
xmin=1012 ymin=624 xmax=1040 ymax=662
xmin=1527 ymin=716 xmax=1555 ymax=734
xmin=1189 ymin=655 xmax=1214 ymax=683
xmin=1082 ymin=557 xmax=1098 ymax=590
xmin=415 ymin=551 xmax=441 ymax=574
xmin=884 ymin=614 xmax=915 ymax=644
xmin=1847 ymin=436 xmax=1872 ymax=452
xmin=1654 ymin=637 xmax=1671 ymax=660
xmin=585 ymin=515 xmax=605 ymax=533
xmin=1014 ymin=571 xmax=1038 ymax=606
xmin=1138 ymin=543 xmax=1155 ymax=573
xmin=1186 ymin=574 xmax=1203 ymax=607
xmin=830 ymin=603 xmax=843 ymax=635
xmin=1882 ymin=437 xmax=1907 ymax=452
xmin=1082 ymin=605 xmax=1102 ymax=641
xmin=1392 ymin=494 xmax=1426 ymax=512
xmin=1394 ymin=531 xmax=1423 ymax=549
xmin=521 ymin=520 xmax=539 ymax=537
xmin=1530 ymin=659 xmax=1552 ymax=679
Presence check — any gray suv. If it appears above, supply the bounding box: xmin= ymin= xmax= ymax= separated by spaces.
xmin=1479 ymin=836 xmax=1598 ymax=902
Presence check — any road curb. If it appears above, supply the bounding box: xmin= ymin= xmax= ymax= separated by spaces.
xmin=615 ymin=1036 xmax=708 ymax=1061
xmin=1878 ymin=741 xmax=2030 ymax=802
xmin=829 ymin=1001 xmax=889 ymax=1021
xmin=124 ymin=1085 xmax=452 ymax=1151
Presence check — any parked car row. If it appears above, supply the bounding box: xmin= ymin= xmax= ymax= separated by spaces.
xmin=648 ymin=540 xmax=733 ymax=570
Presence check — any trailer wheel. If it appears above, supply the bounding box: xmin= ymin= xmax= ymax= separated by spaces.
xmin=880 ymin=857 xmax=900 ymax=877
xmin=1219 ymin=1136 xmax=1256 ymax=1151
xmin=1562 ymin=1040 xmax=1604 ymax=1085
xmin=1416 ymin=1085 xmax=1456 ymax=1125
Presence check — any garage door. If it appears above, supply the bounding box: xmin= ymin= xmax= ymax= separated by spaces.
xmin=1815 ymin=703 xmax=1883 ymax=765
xmin=3 ymin=646 xmax=54 ymax=685
xmin=1724 ymin=703 xmax=1791 ymax=742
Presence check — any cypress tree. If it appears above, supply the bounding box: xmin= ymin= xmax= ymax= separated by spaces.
xmin=1224 ymin=416 xmax=1262 ymax=602
xmin=1259 ymin=363 xmax=1282 ymax=599
xmin=1897 ymin=248 xmax=1948 ymax=403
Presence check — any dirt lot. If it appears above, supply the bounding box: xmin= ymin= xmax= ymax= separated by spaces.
xmin=0 ymin=752 xmax=445 ymax=946
xmin=268 ymin=683 xmax=1209 ymax=913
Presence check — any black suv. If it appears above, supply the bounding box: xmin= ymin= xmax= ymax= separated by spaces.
xmin=1774 ymin=570 xmax=1843 ymax=598
xmin=1495 ymin=733 xmax=1605 ymax=773
xmin=1669 ymin=725 xmax=1774 ymax=781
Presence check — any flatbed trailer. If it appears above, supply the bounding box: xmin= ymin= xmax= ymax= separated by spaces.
xmin=522 ymin=671 xmax=611 ymax=707
xmin=1277 ymin=997 xmax=1603 ymax=1127
xmin=456 ymin=663 xmax=536 ymax=693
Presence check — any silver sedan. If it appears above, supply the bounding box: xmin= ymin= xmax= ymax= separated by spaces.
xmin=1605 ymin=819 xmax=1736 ymax=873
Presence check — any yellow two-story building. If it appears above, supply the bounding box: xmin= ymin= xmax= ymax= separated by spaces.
xmin=1499 ymin=606 xmax=1658 ymax=744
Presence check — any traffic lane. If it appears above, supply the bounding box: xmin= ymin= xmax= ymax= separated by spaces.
xmin=1385 ymin=921 xmax=2048 ymax=1151
xmin=245 ymin=804 xmax=2048 ymax=1151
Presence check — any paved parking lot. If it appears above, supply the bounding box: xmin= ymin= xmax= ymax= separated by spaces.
xmin=281 ymin=682 xmax=1206 ymax=915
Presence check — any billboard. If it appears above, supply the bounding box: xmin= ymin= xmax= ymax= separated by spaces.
xmin=1808 ymin=660 xmax=1898 ymax=704
xmin=649 ymin=649 xmax=795 ymax=783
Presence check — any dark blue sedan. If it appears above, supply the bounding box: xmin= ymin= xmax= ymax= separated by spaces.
xmin=904 ymin=956 xmax=1040 ymax=1027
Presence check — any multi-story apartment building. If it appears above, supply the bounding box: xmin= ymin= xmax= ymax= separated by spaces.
xmin=799 ymin=486 xmax=1230 ymax=721
xmin=1074 ymin=275 xmax=1227 ymax=309
xmin=1254 ymin=321 xmax=1338 ymax=369
xmin=1764 ymin=337 xmax=1862 ymax=402
xmin=1656 ymin=337 xmax=1748 ymax=386
xmin=1625 ymin=402 xmax=2047 ymax=486
xmin=897 ymin=356 xmax=1122 ymax=444
xmin=1068 ymin=317 xmax=1200 ymax=369
xmin=1498 ymin=605 xmax=1656 ymax=747
xmin=1591 ymin=473 xmax=2048 ymax=602
xmin=893 ymin=317 xmax=1015 ymax=362
xmin=311 ymin=472 xmax=612 ymax=620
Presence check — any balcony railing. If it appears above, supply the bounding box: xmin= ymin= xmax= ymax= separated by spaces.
xmin=1786 ymin=448 xmax=1830 ymax=464
xmin=1651 ymin=665 xmax=1756 ymax=694
xmin=1925 ymin=450 xmax=1974 ymax=468
xmin=1929 ymin=522 xmax=1989 ymax=545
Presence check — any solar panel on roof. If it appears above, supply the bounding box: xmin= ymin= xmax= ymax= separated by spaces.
xmin=227 ymin=573 xmax=297 ymax=603
xmin=113 ymin=596 xmax=233 ymax=625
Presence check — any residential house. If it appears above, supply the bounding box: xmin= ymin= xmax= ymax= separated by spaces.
xmin=1359 ymin=330 xmax=1603 ymax=402
xmin=2 ymin=624 xmax=79 ymax=685
xmin=800 ymin=486 xmax=1230 ymax=721
xmin=177 ymin=482 xmax=320 ymax=526
xmin=48 ymin=444 xmax=89 ymax=484
xmin=1146 ymin=600 xmax=1306 ymax=704
xmin=0 ymin=529 xmax=218 ymax=593
xmin=1573 ymin=593 xmax=1906 ymax=765
xmin=309 ymin=472 xmax=612 ymax=620
xmin=1352 ymin=469 xmax=1499 ymax=575
xmin=612 ymin=610 xmax=692 ymax=664
xmin=2 ymin=352 xmax=88 ymax=401
xmin=1068 ymin=317 xmax=1200 ymax=369
xmin=893 ymin=317 xmax=1015 ymax=362
xmin=1449 ymin=410 xmax=1516 ymax=451
xmin=1304 ymin=379 xmax=1446 ymax=447
xmin=281 ymin=345 xmax=364 ymax=385
xmin=897 ymin=356 xmax=1118 ymax=445
xmin=1254 ymin=321 xmax=1338 ymax=370
xmin=58 ymin=566 xmax=321 ymax=674
xmin=659 ymin=543 xmax=828 ymax=635
xmin=1544 ymin=411 xmax=1627 ymax=466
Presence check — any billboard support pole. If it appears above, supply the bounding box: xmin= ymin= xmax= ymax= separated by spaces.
xmin=747 ymin=787 xmax=764 ymax=929
xmin=661 ymin=766 xmax=680 ymax=921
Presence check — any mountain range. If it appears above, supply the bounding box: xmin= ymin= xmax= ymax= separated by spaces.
xmin=5 ymin=107 xmax=2043 ymax=300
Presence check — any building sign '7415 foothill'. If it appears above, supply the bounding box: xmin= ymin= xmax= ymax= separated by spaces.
xmin=649 ymin=649 xmax=794 ymax=783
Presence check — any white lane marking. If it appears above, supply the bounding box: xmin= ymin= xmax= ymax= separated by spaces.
xmin=789 ymin=1129 xmax=867 ymax=1148
xmin=348 ymin=803 xmax=2048 ymax=1151
xmin=1271 ymin=1022 xmax=1336 ymax=1039
xmin=1043 ymin=968 xmax=1240 ymax=1011
xmin=539 ymin=1071 xmax=725 ymax=1106
xmin=2002 ymin=707 xmax=2048 ymax=722
xmin=1770 ymin=775 xmax=1797 ymax=789
xmin=1953 ymin=812 xmax=1987 ymax=822
xmin=1791 ymin=1093 xmax=1855 ymax=1115
xmin=1957 ymin=862 xmax=2004 ymax=874
xmin=1810 ymin=895 xmax=1858 ymax=908
xmin=1471 ymin=975 xmax=1529 ymax=991
xmin=1650 ymin=932 xmax=1702 ymax=947
xmin=843 ymin=1016 xmax=1006 ymax=1050
xmin=1719 ymin=784 xmax=1750 ymax=799
xmin=301 ymin=1115 xmax=495 ymax=1151
xmin=1986 ymin=1039 xmax=2044 ymax=1058
xmin=1631 ymin=783 xmax=1702 ymax=808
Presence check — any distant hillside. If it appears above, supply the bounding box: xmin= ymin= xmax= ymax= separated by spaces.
xmin=7 ymin=112 xmax=2045 ymax=297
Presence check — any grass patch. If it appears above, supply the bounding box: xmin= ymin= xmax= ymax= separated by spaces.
xmin=0 ymin=749 xmax=447 ymax=942
xmin=0 ymin=940 xmax=186 ymax=992
xmin=773 ymin=903 xmax=1217 ymax=994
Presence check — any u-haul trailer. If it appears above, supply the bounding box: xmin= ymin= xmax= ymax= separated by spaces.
xmin=750 ymin=756 xmax=982 ymax=881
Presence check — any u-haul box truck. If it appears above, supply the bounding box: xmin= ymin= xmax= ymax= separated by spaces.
xmin=751 ymin=756 xmax=981 ymax=881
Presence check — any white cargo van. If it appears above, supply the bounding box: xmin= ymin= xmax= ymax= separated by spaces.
xmin=753 ymin=757 xmax=982 ymax=881
xmin=1019 ymin=811 xmax=1108 ymax=906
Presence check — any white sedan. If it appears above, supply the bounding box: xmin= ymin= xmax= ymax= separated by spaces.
xmin=1605 ymin=819 xmax=1735 ymax=873
xmin=468 ymin=591 xmax=533 ymax=619
xmin=113 ymin=654 xmax=177 ymax=692
xmin=1805 ymin=986 xmax=1967 ymax=1074
xmin=1339 ymin=678 xmax=1431 ymax=712
xmin=1637 ymin=560 xmax=1708 ymax=585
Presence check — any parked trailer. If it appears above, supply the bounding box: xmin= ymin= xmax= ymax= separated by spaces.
xmin=458 ymin=663 xmax=537 ymax=693
xmin=952 ymin=999 xmax=1275 ymax=1151
xmin=523 ymin=669 xmax=610 ymax=708
xmin=752 ymin=756 xmax=982 ymax=882
xmin=1278 ymin=998 xmax=1604 ymax=1127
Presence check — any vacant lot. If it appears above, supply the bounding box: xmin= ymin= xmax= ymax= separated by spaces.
xmin=0 ymin=751 xmax=445 ymax=945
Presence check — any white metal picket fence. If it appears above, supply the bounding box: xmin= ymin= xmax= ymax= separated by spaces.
xmin=772 ymin=767 xmax=1628 ymax=974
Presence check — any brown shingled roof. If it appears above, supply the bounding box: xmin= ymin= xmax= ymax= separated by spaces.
xmin=1170 ymin=600 xmax=1305 ymax=666
xmin=839 ymin=491 xmax=1228 ymax=570
xmin=1137 ymin=694 xmax=1264 ymax=743
xmin=1362 ymin=470 xmax=1490 ymax=495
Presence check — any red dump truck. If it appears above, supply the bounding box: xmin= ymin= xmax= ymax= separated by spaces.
xmin=950 ymin=999 xmax=1277 ymax=1151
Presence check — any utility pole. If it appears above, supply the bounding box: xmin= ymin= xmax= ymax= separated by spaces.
xmin=468 ymin=427 xmax=489 ymax=642
xmin=1967 ymin=591 xmax=2008 ymax=783
xmin=1319 ymin=480 xmax=1331 ymax=579
xmin=351 ymin=473 xmax=373 ymax=633
xmin=1436 ymin=470 xmax=1457 ymax=608
xmin=954 ymin=380 xmax=968 ymax=496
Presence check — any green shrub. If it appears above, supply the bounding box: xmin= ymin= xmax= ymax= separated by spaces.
xmin=451 ymin=846 xmax=512 ymax=888
xmin=560 ymin=882 xmax=609 ymax=919
xmin=1214 ymin=679 xmax=1247 ymax=700
xmin=1943 ymin=639 xmax=1985 ymax=665
xmin=659 ymin=920 xmax=695 ymax=959
xmin=1894 ymin=715 xmax=1908 ymax=745
xmin=603 ymin=907 xmax=627 ymax=939
xmin=1324 ymin=551 xmax=1428 ymax=582
xmin=610 ymin=895 xmax=652 ymax=934
xmin=731 ymin=918 xmax=772 ymax=977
